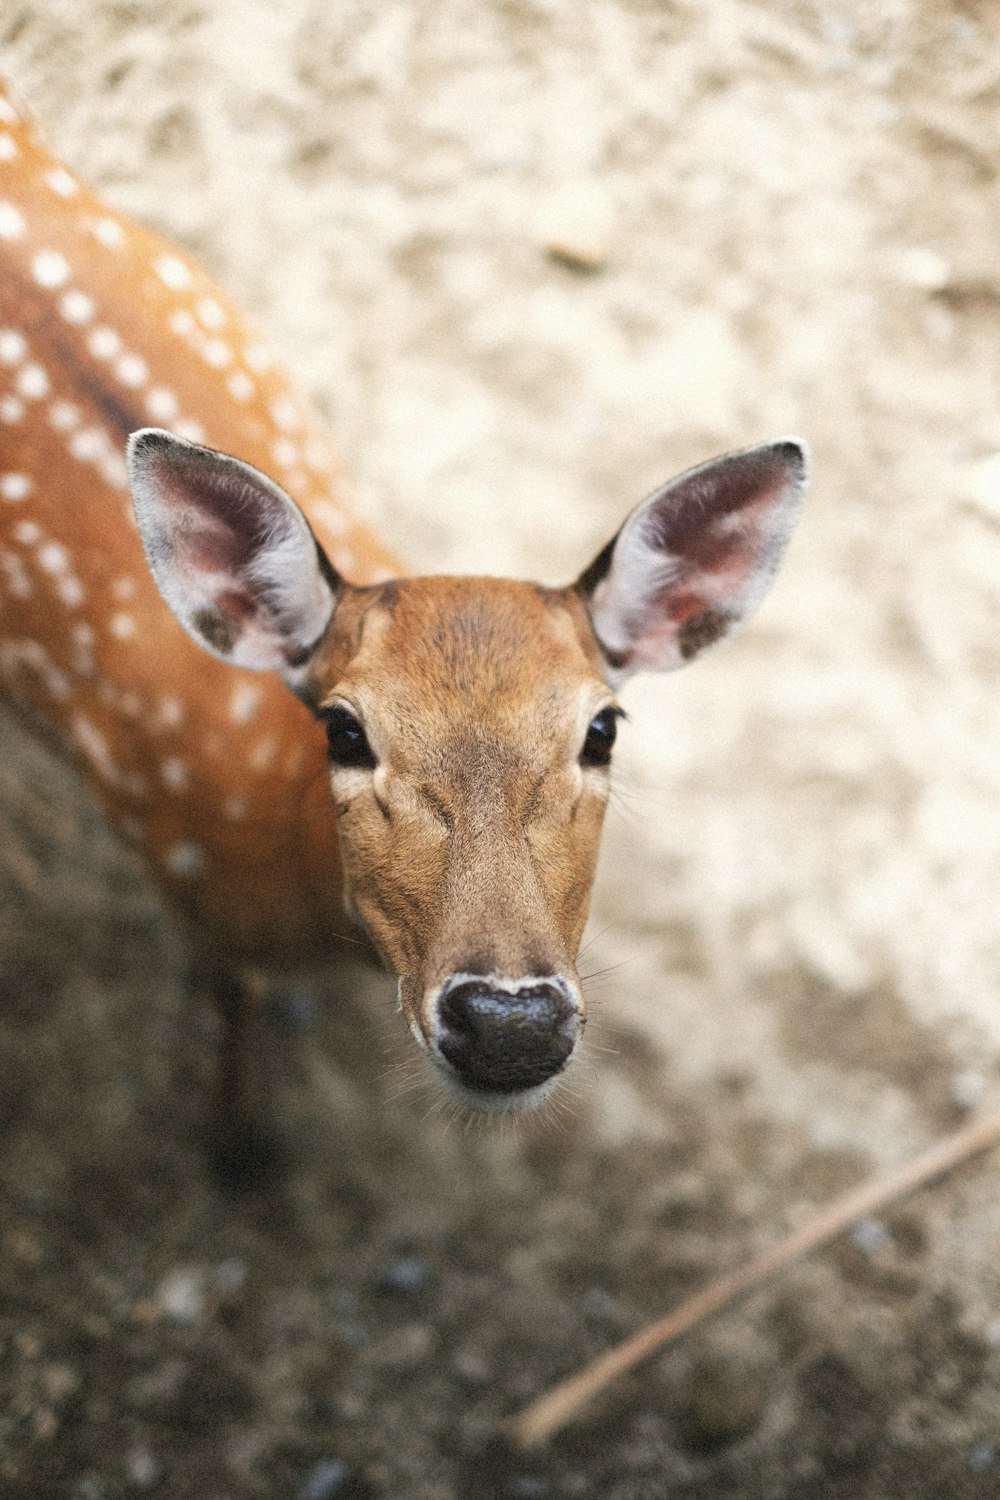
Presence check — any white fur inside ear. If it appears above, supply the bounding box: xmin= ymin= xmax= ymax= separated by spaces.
xmin=127 ymin=428 xmax=337 ymax=674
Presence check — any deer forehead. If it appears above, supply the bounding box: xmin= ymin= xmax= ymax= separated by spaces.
xmin=315 ymin=576 xmax=608 ymax=749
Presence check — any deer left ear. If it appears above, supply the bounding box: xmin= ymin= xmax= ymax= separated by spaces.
xmin=576 ymin=439 xmax=808 ymax=679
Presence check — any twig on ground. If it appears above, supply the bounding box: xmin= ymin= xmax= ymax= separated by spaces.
xmin=504 ymin=1108 xmax=1000 ymax=1451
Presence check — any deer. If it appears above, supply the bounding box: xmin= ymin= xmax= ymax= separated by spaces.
xmin=0 ymin=80 xmax=807 ymax=1184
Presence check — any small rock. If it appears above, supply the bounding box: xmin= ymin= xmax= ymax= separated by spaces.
xmin=849 ymin=1217 xmax=893 ymax=1257
xmin=125 ymin=1444 xmax=161 ymax=1490
xmin=674 ymin=1356 xmax=767 ymax=1452
xmin=970 ymin=1441 xmax=997 ymax=1472
xmin=375 ymin=1254 xmax=432 ymax=1297
xmin=299 ymin=1457 xmax=352 ymax=1500
xmin=538 ymin=181 xmax=615 ymax=272
xmin=155 ymin=1267 xmax=205 ymax=1325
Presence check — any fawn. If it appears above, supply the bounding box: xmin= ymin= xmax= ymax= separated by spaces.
xmin=0 ymin=82 xmax=806 ymax=1179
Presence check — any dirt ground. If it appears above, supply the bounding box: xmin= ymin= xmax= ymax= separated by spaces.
xmin=4 ymin=1 xmax=1000 ymax=1495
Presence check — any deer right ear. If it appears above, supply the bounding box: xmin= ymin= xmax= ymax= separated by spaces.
xmin=576 ymin=439 xmax=807 ymax=681
xmin=127 ymin=429 xmax=340 ymax=674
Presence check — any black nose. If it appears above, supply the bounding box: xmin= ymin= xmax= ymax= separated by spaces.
xmin=435 ymin=976 xmax=578 ymax=1096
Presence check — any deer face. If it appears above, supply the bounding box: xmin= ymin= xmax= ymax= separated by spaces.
xmin=128 ymin=431 xmax=807 ymax=1110
xmin=300 ymin=575 xmax=614 ymax=1106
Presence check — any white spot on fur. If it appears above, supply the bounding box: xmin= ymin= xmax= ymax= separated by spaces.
xmin=155 ymin=255 xmax=191 ymax=291
xmin=161 ymin=757 xmax=189 ymax=790
xmin=165 ymin=841 xmax=205 ymax=877
xmin=202 ymin=338 xmax=232 ymax=369
xmin=16 ymin=364 xmax=48 ymax=400
xmin=0 ymin=99 xmax=17 ymax=124
xmin=227 ymin=371 xmax=254 ymax=402
xmin=60 ymin=289 xmax=95 ymax=324
xmin=270 ymin=396 xmax=299 ymax=431
xmin=272 ymin=438 xmax=298 ymax=469
xmin=223 ymin=794 xmax=248 ymax=820
xmin=1 ymin=473 xmax=32 ymax=502
xmin=91 ymin=217 xmax=125 ymax=248
xmin=37 ymin=541 xmax=69 ymax=574
xmin=158 ymin=697 xmax=184 ymax=728
xmin=0 ymin=328 xmax=26 ymax=364
xmin=0 ymin=396 xmax=23 ymax=424
xmin=32 ymin=250 xmax=70 ymax=289
xmin=56 ymin=575 xmax=85 ymax=608
xmin=116 ymin=353 xmax=148 ymax=388
xmin=46 ymin=168 xmax=79 ymax=198
xmin=146 ymin=387 xmax=178 ymax=421
xmin=100 ymin=453 xmax=128 ymax=489
xmin=174 ymin=419 xmax=205 ymax=443
xmin=249 ymin=736 xmax=277 ymax=771
xmin=0 ymin=552 xmax=31 ymax=597
xmin=112 ymin=577 xmax=137 ymax=601
xmin=110 ymin=612 xmax=136 ymax=640
xmin=72 ymin=716 xmax=119 ymax=784
xmin=169 ymin=308 xmax=195 ymax=337
xmin=13 ymin=520 xmax=40 ymax=544
xmin=0 ymin=202 xmax=26 ymax=240
xmin=333 ymin=548 xmax=356 ymax=574
xmin=0 ymin=133 xmax=18 ymax=162
xmin=50 ymin=400 xmax=80 ymax=431
xmin=196 ymin=297 xmax=226 ymax=330
xmin=229 ymin=681 xmax=262 ymax=724
xmin=70 ymin=428 xmax=106 ymax=462
xmin=88 ymin=326 xmax=121 ymax=360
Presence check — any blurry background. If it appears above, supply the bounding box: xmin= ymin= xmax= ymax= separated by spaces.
xmin=3 ymin=2 xmax=1000 ymax=1496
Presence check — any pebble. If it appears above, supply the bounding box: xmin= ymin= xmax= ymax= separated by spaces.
xmin=155 ymin=1266 xmax=205 ymax=1324
xmin=969 ymin=1442 xmax=997 ymax=1472
xmin=673 ymin=1357 xmax=767 ymax=1452
xmin=848 ymin=1217 xmax=893 ymax=1257
xmin=125 ymin=1444 xmax=161 ymax=1490
xmin=538 ymin=181 xmax=615 ymax=272
xmin=299 ymin=1457 xmax=352 ymax=1500
xmin=375 ymin=1254 xmax=432 ymax=1297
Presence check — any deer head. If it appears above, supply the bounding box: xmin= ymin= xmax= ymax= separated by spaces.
xmin=128 ymin=431 xmax=806 ymax=1112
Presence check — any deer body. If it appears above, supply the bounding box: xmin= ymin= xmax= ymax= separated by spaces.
xmin=0 ymin=83 xmax=807 ymax=1174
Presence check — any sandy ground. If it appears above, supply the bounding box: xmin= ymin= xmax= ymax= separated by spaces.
xmin=4 ymin=1 xmax=1000 ymax=1495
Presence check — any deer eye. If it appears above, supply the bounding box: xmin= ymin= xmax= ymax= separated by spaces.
xmin=321 ymin=705 xmax=376 ymax=769
xmin=580 ymin=707 xmax=622 ymax=767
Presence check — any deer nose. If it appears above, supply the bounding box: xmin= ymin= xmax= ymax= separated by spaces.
xmin=433 ymin=974 xmax=579 ymax=1102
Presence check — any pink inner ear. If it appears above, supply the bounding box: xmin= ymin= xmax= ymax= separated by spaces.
xmin=588 ymin=441 xmax=806 ymax=675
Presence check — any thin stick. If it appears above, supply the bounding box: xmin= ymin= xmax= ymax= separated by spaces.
xmin=504 ymin=1107 xmax=1000 ymax=1451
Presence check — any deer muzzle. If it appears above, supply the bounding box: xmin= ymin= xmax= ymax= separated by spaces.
xmin=428 ymin=972 xmax=581 ymax=1109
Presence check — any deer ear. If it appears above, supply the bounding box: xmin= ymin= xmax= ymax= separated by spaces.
xmin=127 ymin=429 xmax=339 ymax=674
xmin=576 ymin=439 xmax=807 ymax=679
